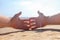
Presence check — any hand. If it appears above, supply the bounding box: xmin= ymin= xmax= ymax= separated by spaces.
xmin=15 ymin=11 xmax=22 ymax=17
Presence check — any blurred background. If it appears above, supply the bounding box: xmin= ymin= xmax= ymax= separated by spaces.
xmin=0 ymin=0 xmax=60 ymax=17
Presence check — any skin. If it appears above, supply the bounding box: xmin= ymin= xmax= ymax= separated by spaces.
xmin=8 ymin=12 xmax=22 ymax=28
xmin=8 ymin=11 xmax=31 ymax=30
xmin=0 ymin=11 xmax=49 ymax=30
xmin=0 ymin=11 xmax=60 ymax=30
xmin=0 ymin=16 xmax=10 ymax=27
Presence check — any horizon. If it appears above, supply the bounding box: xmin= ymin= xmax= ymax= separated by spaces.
xmin=0 ymin=0 xmax=60 ymax=17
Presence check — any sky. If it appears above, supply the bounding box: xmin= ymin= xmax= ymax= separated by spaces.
xmin=0 ymin=0 xmax=60 ymax=17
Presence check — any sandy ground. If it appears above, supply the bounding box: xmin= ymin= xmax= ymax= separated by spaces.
xmin=0 ymin=25 xmax=60 ymax=40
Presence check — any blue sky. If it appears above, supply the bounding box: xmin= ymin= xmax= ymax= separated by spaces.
xmin=0 ymin=0 xmax=60 ymax=17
